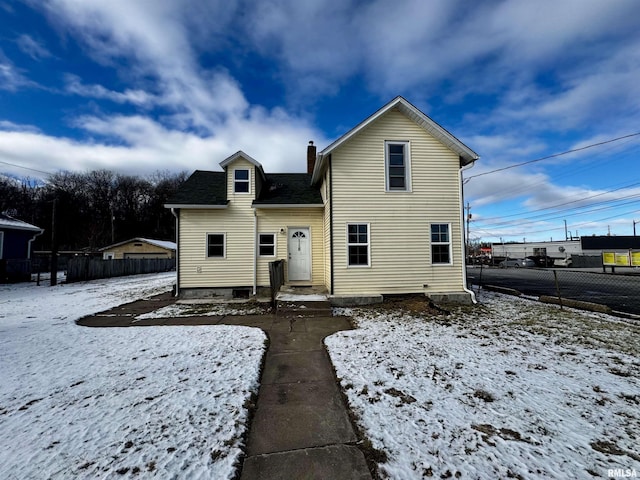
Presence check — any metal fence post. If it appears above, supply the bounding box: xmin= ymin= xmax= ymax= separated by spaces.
xmin=553 ymin=269 xmax=563 ymax=310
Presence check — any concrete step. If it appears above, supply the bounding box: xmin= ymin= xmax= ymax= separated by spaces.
xmin=276 ymin=299 xmax=332 ymax=317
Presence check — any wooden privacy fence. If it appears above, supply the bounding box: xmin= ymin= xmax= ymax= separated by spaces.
xmin=66 ymin=257 xmax=175 ymax=283
xmin=268 ymin=259 xmax=285 ymax=305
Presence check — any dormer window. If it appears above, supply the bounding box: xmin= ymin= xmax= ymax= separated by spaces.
xmin=234 ymin=169 xmax=250 ymax=193
xmin=385 ymin=141 xmax=411 ymax=192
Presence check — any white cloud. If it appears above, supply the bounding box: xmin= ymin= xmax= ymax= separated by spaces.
xmin=0 ymin=109 xmax=325 ymax=179
xmin=64 ymin=74 xmax=157 ymax=107
xmin=3 ymin=0 xmax=325 ymax=178
xmin=0 ymin=50 xmax=34 ymax=91
xmin=15 ymin=34 xmax=52 ymax=60
xmin=0 ymin=120 xmax=41 ymax=134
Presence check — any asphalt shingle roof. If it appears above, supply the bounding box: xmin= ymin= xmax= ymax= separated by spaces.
xmin=254 ymin=173 xmax=322 ymax=205
xmin=165 ymin=171 xmax=227 ymax=205
xmin=166 ymin=171 xmax=321 ymax=206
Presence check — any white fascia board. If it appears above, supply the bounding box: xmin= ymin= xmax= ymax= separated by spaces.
xmin=164 ymin=204 xmax=228 ymax=209
xmin=252 ymin=204 xmax=324 ymax=209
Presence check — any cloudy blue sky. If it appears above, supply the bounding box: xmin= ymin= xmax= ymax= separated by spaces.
xmin=1 ymin=0 xmax=639 ymax=242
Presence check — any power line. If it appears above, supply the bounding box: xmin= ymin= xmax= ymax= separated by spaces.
xmin=477 ymin=185 xmax=640 ymax=225
xmin=0 ymin=159 xmax=53 ymax=176
xmin=464 ymin=132 xmax=640 ymax=181
xmin=477 ymin=196 xmax=640 ymax=230
xmin=476 ymin=206 xmax=640 ymax=238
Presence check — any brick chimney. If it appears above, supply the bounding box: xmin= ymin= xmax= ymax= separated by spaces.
xmin=307 ymin=140 xmax=317 ymax=174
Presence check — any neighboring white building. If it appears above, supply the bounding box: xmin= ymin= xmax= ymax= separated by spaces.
xmin=492 ymin=240 xmax=581 ymax=260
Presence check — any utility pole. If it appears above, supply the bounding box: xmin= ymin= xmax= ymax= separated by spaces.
xmin=564 ymin=220 xmax=568 ymax=241
xmin=634 ymin=219 xmax=638 ymax=236
xmin=50 ymin=198 xmax=58 ymax=287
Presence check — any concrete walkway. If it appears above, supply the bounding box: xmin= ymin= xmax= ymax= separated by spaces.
xmin=77 ymin=295 xmax=372 ymax=480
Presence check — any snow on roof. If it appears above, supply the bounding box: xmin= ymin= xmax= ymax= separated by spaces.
xmin=0 ymin=213 xmax=42 ymax=232
xmin=99 ymin=237 xmax=176 ymax=251
xmin=138 ymin=238 xmax=177 ymax=250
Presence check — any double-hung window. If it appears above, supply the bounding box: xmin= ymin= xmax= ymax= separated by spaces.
xmin=259 ymin=233 xmax=276 ymax=257
xmin=385 ymin=141 xmax=410 ymax=191
xmin=347 ymin=223 xmax=370 ymax=267
xmin=234 ymin=169 xmax=250 ymax=193
xmin=431 ymin=224 xmax=451 ymax=264
xmin=207 ymin=233 xmax=225 ymax=258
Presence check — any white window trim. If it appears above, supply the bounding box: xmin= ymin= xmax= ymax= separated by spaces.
xmin=346 ymin=222 xmax=371 ymax=268
xmin=206 ymin=232 xmax=226 ymax=258
xmin=234 ymin=168 xmax=251 ymax=194
xmin=258 ymin=232 xmax=277 ymax=257
xmin=385 ymin=140 xmax=411 ymax=192
xmin=430 ymin=223 xmax=453 ymax=266
xmin=0 ymin=231 xmax=4 ymax=259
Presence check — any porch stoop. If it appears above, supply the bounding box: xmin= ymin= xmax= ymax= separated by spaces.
xmin=275 ymin=286 xmax=332 ymax=317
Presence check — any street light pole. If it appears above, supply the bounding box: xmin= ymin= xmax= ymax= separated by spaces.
xmin=634 ymin=219 xmax=638 ymax=236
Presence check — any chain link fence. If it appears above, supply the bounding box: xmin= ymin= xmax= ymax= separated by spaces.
xmin=467 ymin=265 xmax=640 ymax=317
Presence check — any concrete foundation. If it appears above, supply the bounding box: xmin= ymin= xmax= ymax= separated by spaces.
xmin=179 ymin=286 xmax=262 ymax=300
xmin=426 ymin=291 xmax=475 ymax=305
xmin=329 ymin=295 xmax=383 ymax=307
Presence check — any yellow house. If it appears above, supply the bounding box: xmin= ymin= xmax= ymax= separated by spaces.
xmin=166 ymin=97 xmax=479 ymax=304
xmin=100 ymin=238 xmax=176 ymax=260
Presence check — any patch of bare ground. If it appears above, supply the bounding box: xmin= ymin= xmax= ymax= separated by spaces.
xmin=364 ymin=294 xmax=448 ymax=318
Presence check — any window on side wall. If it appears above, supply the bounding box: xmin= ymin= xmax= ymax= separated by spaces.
xmin=259 ymin=233 xmax=276 ymax=257
xmin=207 ymin=233 xmax=225 ymax=258
xmin=385 ymin=141 xmax=410 ymax=192
xmin=347 ymin=223 xmax=370 ymax=267
xmin=234 ymin=169 xmax=250 ymax=193
xmin=431 ymin=224 xmax=451 ymax=264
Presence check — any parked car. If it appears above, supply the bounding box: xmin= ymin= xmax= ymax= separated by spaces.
xmin=554 ymin=257 xmax=573 ymax=267
xmin=498 ymin=258 xmax=536 ymax=268
xmin=527 ymin=255 xmax=555 ymax=267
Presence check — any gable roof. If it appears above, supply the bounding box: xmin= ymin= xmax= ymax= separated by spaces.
xmin=312 ymin=96 xmax=479 ymax=183
xmin=164 ymin=169 xmax=321 ymax=208
xmin=165 ymin=171 xmax=228 ymax=208
xmin=99 ymin=238 xmax=176 ymax=252
xmin=253 ymin=173 xmax=322 ymax=206
xmin=0 ymin=212 xmax=42 ymax=232
xmin=219 ymin=150 xmax=267 ymax=182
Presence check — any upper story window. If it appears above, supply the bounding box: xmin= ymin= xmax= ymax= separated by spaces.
xmin=431 ymin=223 xmax=451 ymax=264
xmin=234 ymin=169 xmax=250 ymax=193
xmin=385 ymin=141 xmax=411 ymax=192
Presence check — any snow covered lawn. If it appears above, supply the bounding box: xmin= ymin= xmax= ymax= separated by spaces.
xmin=0 ymin=273 xmax=266 ymax=479
xmin=326 ymin=292 xmax=640 ymax=479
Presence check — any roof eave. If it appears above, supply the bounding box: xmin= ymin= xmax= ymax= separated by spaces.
xmin=252 ymin=203 xmax=324 ymax=209
xmin=164 ymin=203 xmax=229 ymax=209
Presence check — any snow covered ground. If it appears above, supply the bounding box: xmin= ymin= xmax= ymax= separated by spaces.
xmin=0 ymin=273 xmax=266 ymax=479
xmin=326 ymin=292 xmax=640 ymax=479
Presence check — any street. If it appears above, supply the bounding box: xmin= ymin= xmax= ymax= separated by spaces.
xmin=467 ymin=266 xmax=640 ymax=316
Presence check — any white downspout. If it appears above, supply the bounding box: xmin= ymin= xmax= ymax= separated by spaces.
xmin=171 ymin=208 xmax=179 ymax=297
xmin=460 ymin=162 xmax=477 ymax=303
xmin=253 ymin=210 xmax=257 ymax=296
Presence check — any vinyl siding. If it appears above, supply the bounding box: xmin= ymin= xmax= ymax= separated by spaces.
xmin=255 ymin=208 xmax=324 ymax=286
xmin=331 ymin=108 xmax=466 ymax=295
xmin=178 ymin=154 xmax=325 ymax=289
xmin=179 ymin=158 xmax=256 ymax=288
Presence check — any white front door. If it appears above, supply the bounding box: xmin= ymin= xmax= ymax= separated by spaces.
xmin=288 ymin=227 xmax=311 ymax=281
